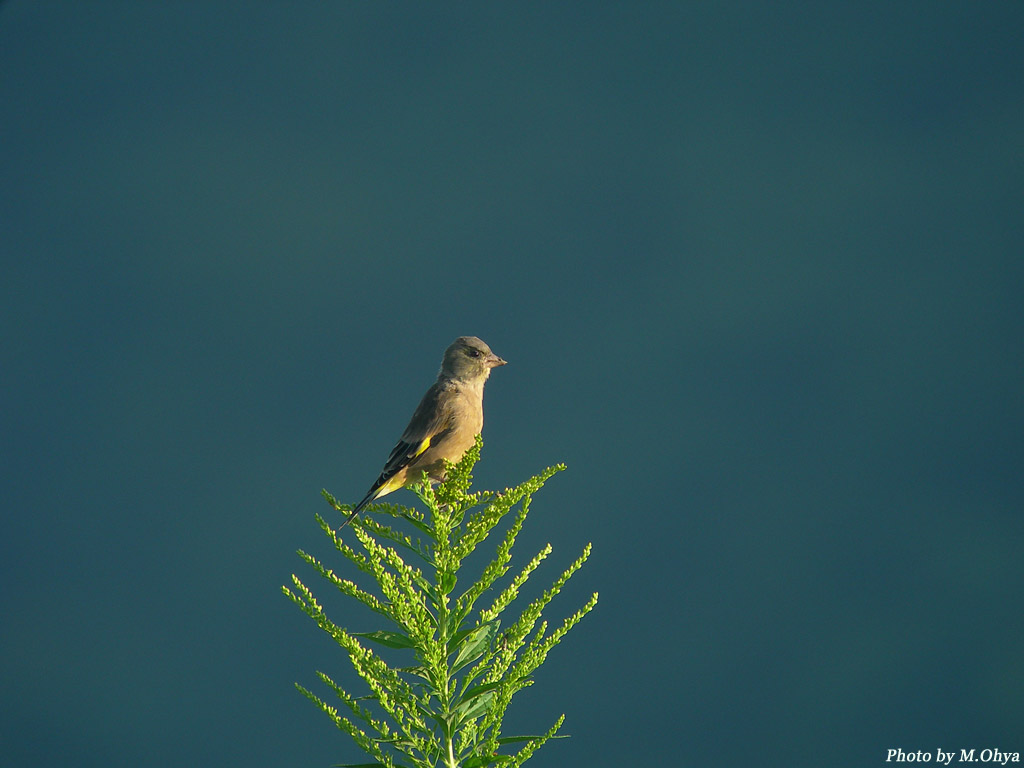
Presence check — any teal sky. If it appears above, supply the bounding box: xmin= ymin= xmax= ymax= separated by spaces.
xmin=2 ymin=3 xmax=1022 ymax=767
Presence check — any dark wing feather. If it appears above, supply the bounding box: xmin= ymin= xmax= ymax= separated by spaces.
xmin=340 ymin=381 xmax=455 ymax=528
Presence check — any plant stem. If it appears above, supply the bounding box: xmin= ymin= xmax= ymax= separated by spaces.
xmin=438 ymin=503 xmax=457 ymax=767
xmin=446 ymin=735 xmax=458 ymax=768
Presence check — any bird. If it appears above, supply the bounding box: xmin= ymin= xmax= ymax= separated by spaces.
xmin=340 ymin=336 xmax=507 ymax=529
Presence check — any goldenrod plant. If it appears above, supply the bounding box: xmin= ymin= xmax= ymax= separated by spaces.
xmin=283 ymin=438 xmax=597 ymax=768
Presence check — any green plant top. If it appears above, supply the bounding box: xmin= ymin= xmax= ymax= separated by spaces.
xmin=283 ymin=437 xmax=598 ymax=768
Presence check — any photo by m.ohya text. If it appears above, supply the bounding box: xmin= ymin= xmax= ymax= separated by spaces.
xmin=887 ymin=749 xmax=1019 ymax=765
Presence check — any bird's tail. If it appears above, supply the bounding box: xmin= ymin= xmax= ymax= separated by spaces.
xmin=339 ymin=491 xmax=373 ymax=529
xmin=340 ymin=468 xmax=409 ymax=529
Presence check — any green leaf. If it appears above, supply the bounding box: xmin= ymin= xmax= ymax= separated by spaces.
xmin=459 ymin=680 xmax=502 ymax=705
xmin=416 ymin=702 xmax=449 ymax=732
xmin=496 ymin=734 xmax=570 ymax=744
xmin=454 ymin=689 xmax=494 ymax=725
xmin=451 ymin=622 xmax=496 ymax=673
xmin=396 ymin=665 xmax=433 ymax=681
xmin=411 ymin=571 xmax=435 ymax=594
xmin=352 ymin=630 xmax=417 ymax=650
xmin=449 ymin=617 xmax=498 ymax=648
xmin=438 ymin=569 xmax=457 ymax=595
xmin=400 ymin=512 xmax=437 ymax=541
xmin=464 ymin=754 xmax=513 ymax=768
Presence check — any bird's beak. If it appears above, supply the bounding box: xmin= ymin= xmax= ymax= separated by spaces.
xmin=487 ymin=354 xmax=507 ymax=368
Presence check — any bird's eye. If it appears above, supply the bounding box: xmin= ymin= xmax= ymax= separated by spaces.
xmin=467 ymin=348 xmax=481 ymax=357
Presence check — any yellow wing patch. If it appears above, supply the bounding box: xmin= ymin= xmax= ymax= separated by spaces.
xmin=378 ymin=475 xmax=405 ymax=496
xmin=377 ymin=437 xmax=432 ymax=497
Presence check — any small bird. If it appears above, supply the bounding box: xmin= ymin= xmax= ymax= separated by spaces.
xmin=341 ymin=336 xmax=507 ymax=528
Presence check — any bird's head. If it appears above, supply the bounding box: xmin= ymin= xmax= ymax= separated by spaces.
xmin=441 ymin=336 xmax=506 ymax=382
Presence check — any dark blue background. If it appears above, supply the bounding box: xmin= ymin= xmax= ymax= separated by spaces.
xmin=2 ymin=3 xmax=1022 ymax=766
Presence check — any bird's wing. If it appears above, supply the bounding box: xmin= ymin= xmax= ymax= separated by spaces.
xmin=383 ymin=382 xmax=456 ymax=479
xmin=341 ymin=382 xmax=456 ymax=527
